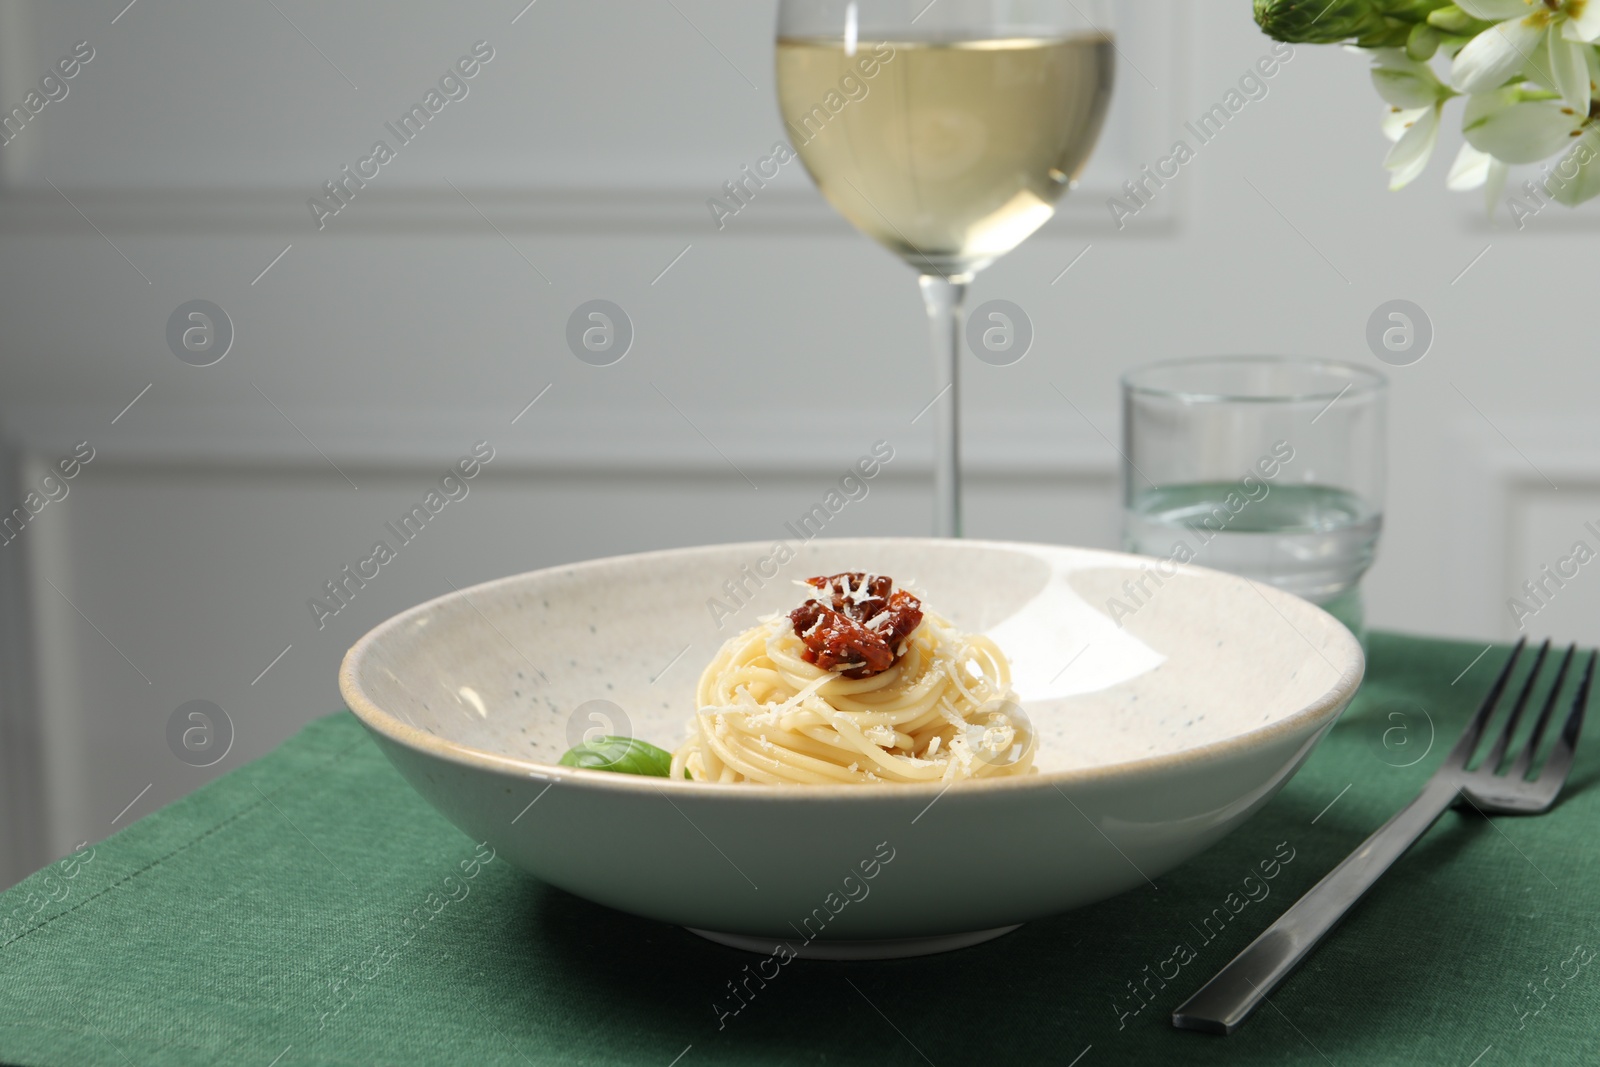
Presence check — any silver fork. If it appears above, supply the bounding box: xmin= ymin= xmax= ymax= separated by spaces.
xmin=1173 ymin=638 xmax=1596 ymax=1035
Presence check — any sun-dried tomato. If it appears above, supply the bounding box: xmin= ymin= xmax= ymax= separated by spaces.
xmin=788 ymin=573 xmax=923 ymax=679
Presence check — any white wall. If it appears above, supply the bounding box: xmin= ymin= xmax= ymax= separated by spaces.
xmin=2 ymin=0 xmax=1597 ymax=885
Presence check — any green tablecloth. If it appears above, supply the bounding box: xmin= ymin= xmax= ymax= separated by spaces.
xmin=2 ymin=632 xmax=1596 ymax=1066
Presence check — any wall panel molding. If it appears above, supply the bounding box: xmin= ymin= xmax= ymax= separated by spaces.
xmin=0 ymin=430 xmax=47 ymax=887
xmin=0 ymin=185 xmax=1171 ymax=239
xmin=4 ymin=403 xmax=1124 ymax=478
xmin=1445 ymin=417 xmax=1600 ymax=640
xmin=0 ymin=1 xmax=1187 ymax=237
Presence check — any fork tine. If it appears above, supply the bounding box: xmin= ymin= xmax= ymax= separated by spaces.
xmin=1482 ymin=639 xmax=1552 ymax=772
xmin=1510 ymin=645 xmax=1576 ymax=780
xmin=1446 ymin=637 xmax=1528 ymax=768
xmin=1537 ymin=649 xmax=1596 ymax=787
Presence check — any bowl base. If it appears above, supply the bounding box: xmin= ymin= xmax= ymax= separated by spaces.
xmin=685 ymin=924 xmax=1022 ymax=960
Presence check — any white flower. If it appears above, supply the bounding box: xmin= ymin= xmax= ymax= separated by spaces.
xmin=1371 ymin=49 xmax=1456 ymax=188
xmin=1371 ymin=46 xmax=1455 ymax=106
xmin=1447 ymin=142 xmax=1495 ymax=188
xmin=1452 ymin=0 xmax=1600 ymax=112
xmin=1381 ymin=105 xmax=1442 ymax=188
xmin=1550 ymin=127 xmax=1600 ymax=203
xmin=1319 ymin=4 xmax=1600 ymax=212
xmin=1462 ymin=84 xmax=1587 ymax=161
xmin=1446 ymin=143 xmax=1510 ymax=212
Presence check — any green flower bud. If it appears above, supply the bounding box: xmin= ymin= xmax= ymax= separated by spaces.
xmin=1356 ymin=17 xmax=1417 ymax=46
xmin=1254 ymin=0 xmax=1451 ymax=44
xmin=1406 ymin=21 xmax=1442 ymax=59
xmin=1380 ymin=0 xmax=1454 ymax=22
xmin=1254 ymin=0 xmax=1391 ymax=44
xmin=1426 ymin=3 xmax=1495 ymax=36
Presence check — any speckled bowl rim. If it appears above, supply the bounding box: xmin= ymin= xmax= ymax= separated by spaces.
xmin=339 ymin=538 xmax=1365 ymax=802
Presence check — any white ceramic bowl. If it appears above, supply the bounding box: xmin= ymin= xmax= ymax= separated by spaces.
xmin=340 ymin=539 xmax=1363 ymax=958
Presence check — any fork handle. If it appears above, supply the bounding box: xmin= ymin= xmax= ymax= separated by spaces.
xmin=1172 ymin=779 xmax=1460 ymax=1034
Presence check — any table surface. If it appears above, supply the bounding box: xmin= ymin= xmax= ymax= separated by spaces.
xmin=2 ymin=632 xmax=1597 ymax=1066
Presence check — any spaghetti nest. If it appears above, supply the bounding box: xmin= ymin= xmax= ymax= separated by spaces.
xmin=672 ymin=610 xmax=1036 ymax=785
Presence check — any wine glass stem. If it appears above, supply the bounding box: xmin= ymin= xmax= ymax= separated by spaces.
xmin=919 ymin=274 xmax=969 ymax=539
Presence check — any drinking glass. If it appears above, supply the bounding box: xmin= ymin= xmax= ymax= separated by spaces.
xmin=1121 ymin=356 xmax=1388 ymax=639
xmin=775 ymin=0 xmax=1116 ymax=536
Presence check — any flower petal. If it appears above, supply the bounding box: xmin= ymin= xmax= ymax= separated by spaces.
xmin=1462 ymin=87 xmax=1585 ymax=161
xmin=1369 ymin=46 xmax=1424 ymax=70
xmin=1548 ymin=32 xmax=1591 ymax=110
xmin=1456 ymin=0 xmax=1534 ymax=19
xmin=1371 ymin=49 xmax=1450 ymax=106
xmin=1385 ymin=103 xmax=1441 ymax=188
xmin=1485 ymin=157 xmax=1510 ymax=213
xmin=1448 ymin=142 xmax=1494 ymax=189
xmin=1382 ymin=105 xmax=1430 ymax=142
xmin=1562 ymin=0 xmax=1600 ymax=42
xmin=1453 ymin=18 xmax=1549 ymax=93
xmin=1550 ymin=129 xmax=1600 ymax=204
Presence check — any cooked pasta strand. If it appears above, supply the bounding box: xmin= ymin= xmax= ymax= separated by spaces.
xmin=671 ymin=610 xmax=1035 ymax=785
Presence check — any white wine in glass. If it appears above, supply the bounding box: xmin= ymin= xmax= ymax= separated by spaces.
xmin=775 ymin=1 xmax=1115 ymax=535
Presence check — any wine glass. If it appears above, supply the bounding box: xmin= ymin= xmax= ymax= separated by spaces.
xmin=775 ymin=0 xmax=1115 ymax=536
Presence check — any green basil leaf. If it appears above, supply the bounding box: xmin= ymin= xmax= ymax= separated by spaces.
xmin=558 ymin=736 xmax=674 ymax=777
